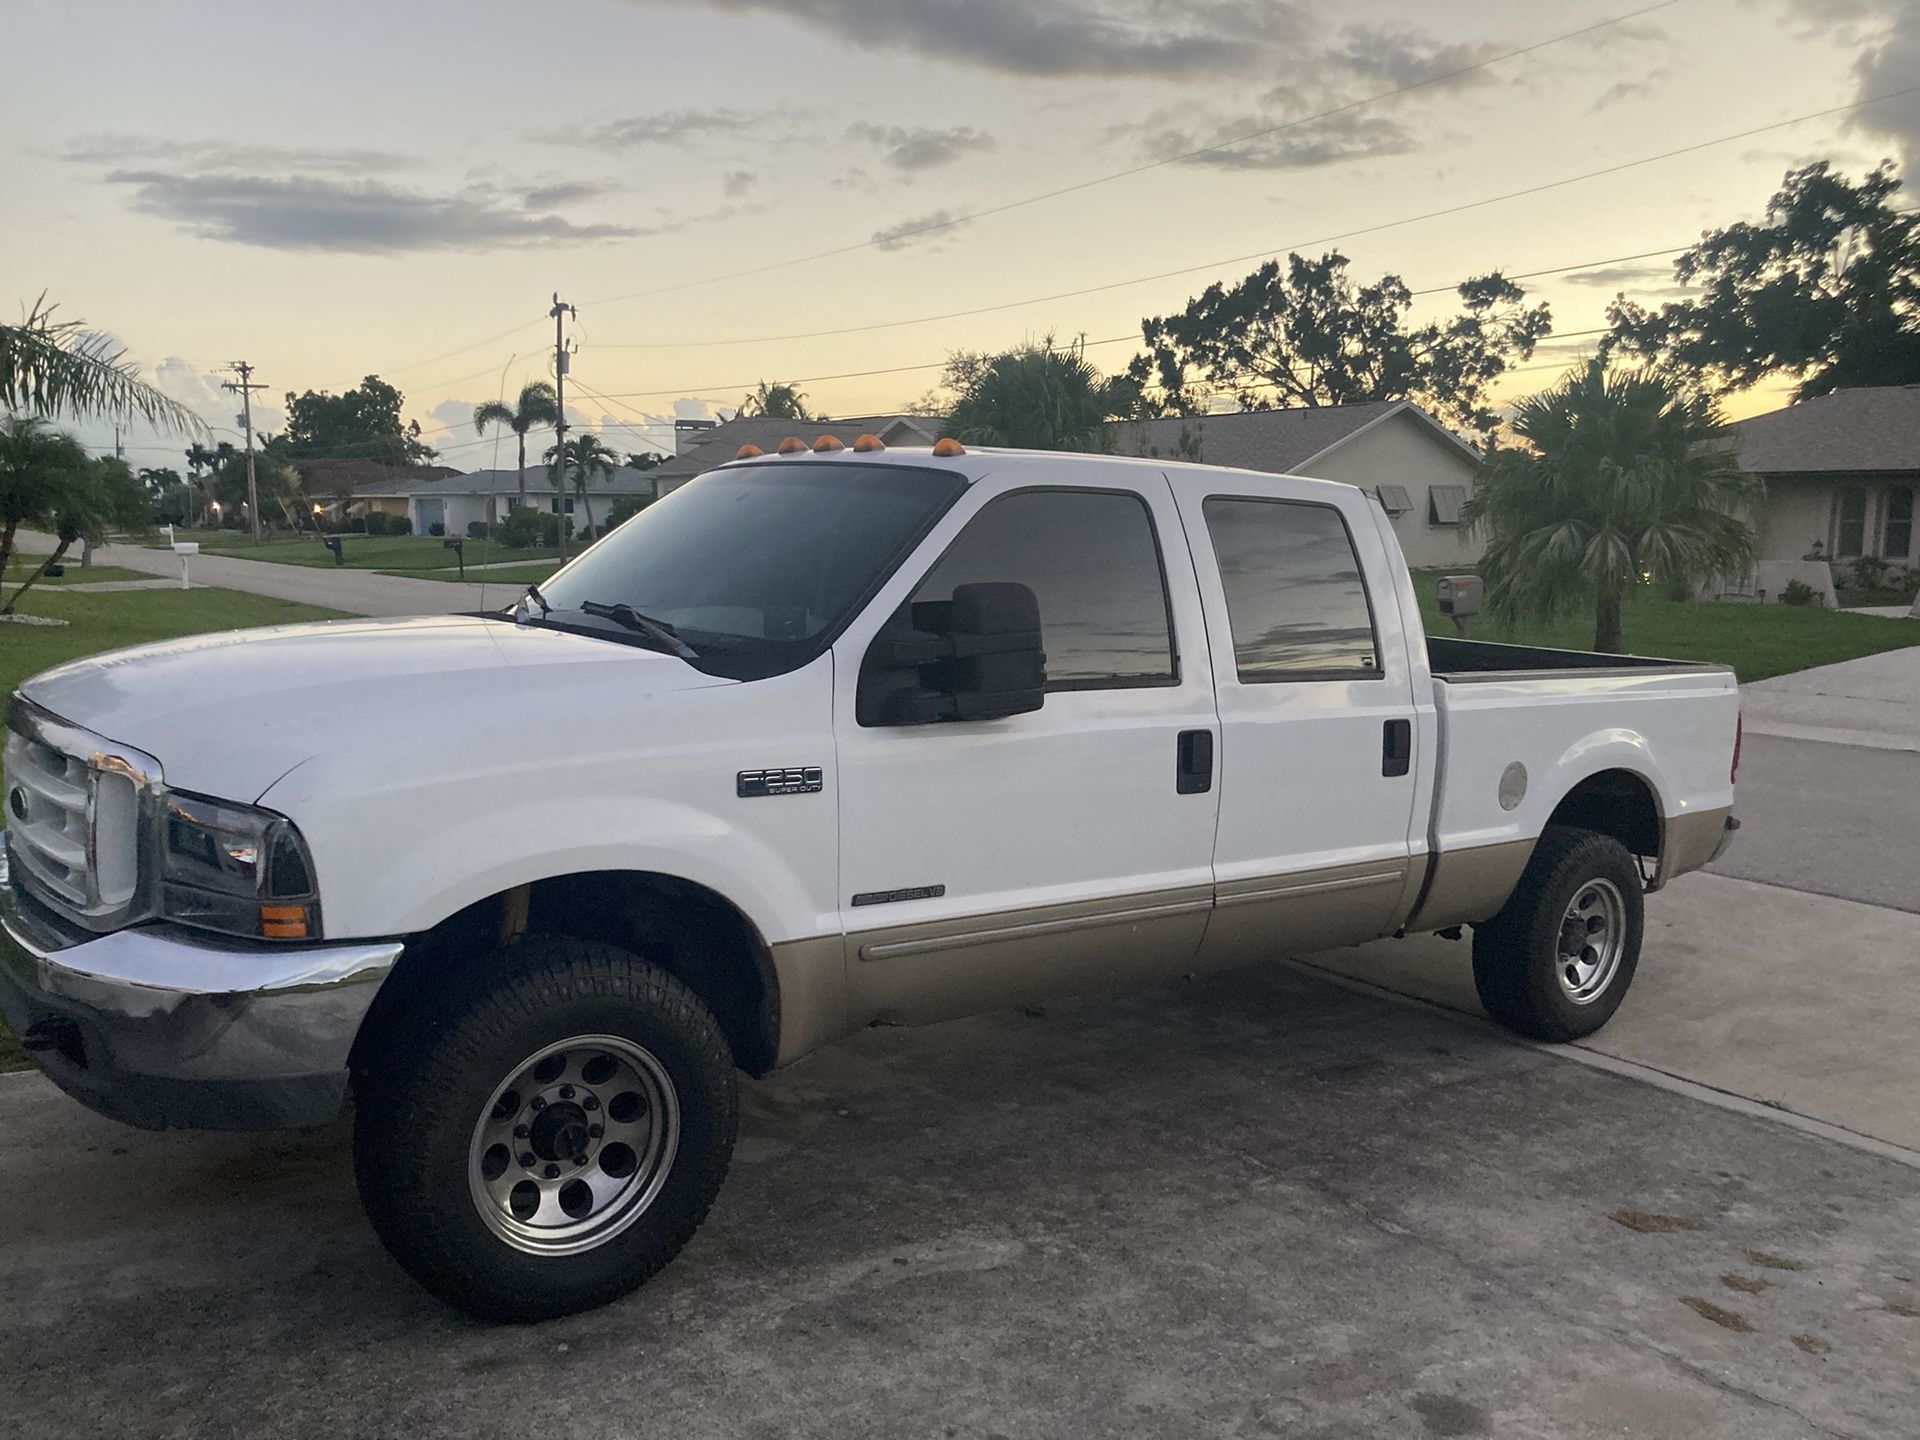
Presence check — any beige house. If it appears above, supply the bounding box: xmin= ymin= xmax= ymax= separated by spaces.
xmin=1721 ymin=387 xmax=1918 ymax=603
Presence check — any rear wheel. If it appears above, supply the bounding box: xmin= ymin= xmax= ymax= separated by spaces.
xmin=1471 ymin=826 xmax=1644 ymax=1042
xmin=354 ymin=935 xmax=737 ymax=1322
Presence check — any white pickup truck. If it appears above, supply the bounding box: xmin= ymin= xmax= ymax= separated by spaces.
xmin=1 ymin=438 xmax=1739 ymax=1320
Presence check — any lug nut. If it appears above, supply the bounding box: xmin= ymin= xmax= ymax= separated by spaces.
xmin=574 ymin=1155 xmax=588 ymax=1167
xmin=558 ymin=1084 xmax=575 ymax=1100
xmin=530 ymin=1096 xmax=546 ymax=1111
xmin=544 ymin=1163 xmax=561 ymax=1179
xmin=513 ymin=1124 xmax=530 ymax=1139
xmin=589 ymin=1124 xmax=603 ymax=1139
xmin=519 ymin=1152 xmax=537 ymax=1168
xmin=582 ymin=1095 xmax=599 ymax=1111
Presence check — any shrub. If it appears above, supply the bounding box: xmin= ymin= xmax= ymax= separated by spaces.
xmin=498 ymin=506 xmax=550 ymax=549
xmin=427 ymin=521 xmax=445 ymax=537
xmin=1851 ymin=554 xmax=1889 ymax=590
xmin=606 ymin=493 xmax=653 ymax=530
xmin=466 ymin=520 xmax=490 ymax=540
xmin=1780 ymin=579 xmax=1817 ymax=606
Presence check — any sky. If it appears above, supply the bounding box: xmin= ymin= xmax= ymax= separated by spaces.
xmin=6 ymin=0 xmax=1920 ymax=472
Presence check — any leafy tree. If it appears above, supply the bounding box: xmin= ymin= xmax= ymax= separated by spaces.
xmin=473 ymin=381 xmax=560 ymax=510
xmin=626 ymin=450 xmax=664 ymax=470
xmin=1606 ymin=162 xmax=1920 ymax=401
xmin=1129 ymin=251 xmax=1551 ymax=437
xmin=208 ymin=443 xmax=300 ymax=530
xmin=140 ymin=465 xmax=189 ymax=526
xmin=737 ymin=380 xmax=814 ymax=421
xmin=2 ymin=437 xmax=151 ymax=612
xmin=606 ymin=491 xmax=653 ymax=529
xmin=946 ymin=336 xmax=1125 ymax=451
xmin=275 ymin=374 xmax=437 ymax=466
xmin=545 ymin=432 xmax=618 ymax=545
xmin=1465 ymin=360 xmax=1760 ymax=653
xmin=1 ymin=293 xmax=203 ymax=433
xmin=138 ymin=464 xmax=182 ymax=497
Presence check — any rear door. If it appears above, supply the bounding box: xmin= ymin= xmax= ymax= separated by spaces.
xmin=831 ymin=464 xmax=1222 ymax=1026
xmin=1168 ymin=473 xmax=1422 ymax=964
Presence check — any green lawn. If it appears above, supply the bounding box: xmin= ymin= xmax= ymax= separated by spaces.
xmin=1409 ymin=570 xmax=1920 ymax=684
xmin=2 ymin=585 xmax=346 ymax=1072
xmin=142 ymin=530 xmax=562 ymax=572
xmin=4 ymin=563 xmax=149 ymax=587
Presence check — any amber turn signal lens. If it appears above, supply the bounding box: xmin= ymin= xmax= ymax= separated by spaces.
xmin=735 ymin=443 xmax=764 ymax=459
xmin=259 ymin=903 xmax=309 ymax=940
xmin=852 ymin=433 xmax=885 ymax=452
xmin=931 ymin=437 xmax=967 ymax=457
xmin=812 ymin=434 xmax=845 ymax=452
xmin=777 ymin=436 xmax=807 ymax=454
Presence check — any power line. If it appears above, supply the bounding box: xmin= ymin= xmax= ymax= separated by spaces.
xmin=578 ymin=0 xmax=1686 ymax=309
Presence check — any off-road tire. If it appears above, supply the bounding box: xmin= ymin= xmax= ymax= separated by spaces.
xmin=1471 ymin=825 xmax=1644 ymax=1042
xmin=353 ymin=934 xmax=737 ymax=1322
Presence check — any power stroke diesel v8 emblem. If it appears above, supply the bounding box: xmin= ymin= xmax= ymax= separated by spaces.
xmin=736 ymin=766 xmax=823 ymax=798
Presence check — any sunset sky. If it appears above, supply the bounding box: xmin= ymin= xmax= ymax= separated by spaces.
xmin=7 ymin=0 xmax=1919 ymax=470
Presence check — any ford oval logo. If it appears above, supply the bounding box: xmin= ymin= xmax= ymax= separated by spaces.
xmin=7 ymin=786 xmax=28 ymax=824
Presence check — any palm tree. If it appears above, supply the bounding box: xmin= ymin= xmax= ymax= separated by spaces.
xmin=545 ymin=432 xmax=618 ymax=546
xmin=472 ymin=381 xmax=560 ymax=511
xmin=4 ymin=452 xmax=150 ymax=614
xmin=737 ymin=380 xmax=814 ymax=420
xmin=1 ymin=416 xmax=92 ymax=591
xmin=1465 ymin=358 xmax=1762 ymax=653
xmin=946 ymin=335 xmax=1119 ymax=451
xmin=2 ymin=293 xmax=204 ymax=433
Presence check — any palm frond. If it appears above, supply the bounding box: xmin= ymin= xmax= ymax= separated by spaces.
xmin=1 ymin=295 xmax=206 ymax=435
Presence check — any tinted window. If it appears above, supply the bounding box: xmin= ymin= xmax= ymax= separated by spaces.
xmin=537 ymin=462 xmax=966 ymax=680
xmin=913 ymin=489 xmax=1175 ymax=689
xmin=1203 ymin=497 xmax=1382 ymax=681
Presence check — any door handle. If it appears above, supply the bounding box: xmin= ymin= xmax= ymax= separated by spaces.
xmin=1177 ymin=729 xmax=1214 ymax=795
xmin=1382 ymin=718 xmax=1412 ymax=778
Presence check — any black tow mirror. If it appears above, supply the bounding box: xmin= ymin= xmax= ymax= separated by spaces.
xmin=860 ymin=581 xmax=1048 ymax=725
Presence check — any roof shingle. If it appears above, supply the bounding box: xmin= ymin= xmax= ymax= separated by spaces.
xmin=1726 ymin=386 xmax=1920 ymax=474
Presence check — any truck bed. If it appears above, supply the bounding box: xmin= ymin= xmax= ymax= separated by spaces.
xmin=1427 ymin=635 xmax=1727 ymax=682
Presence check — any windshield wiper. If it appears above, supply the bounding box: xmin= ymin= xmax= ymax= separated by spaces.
xmin=515 ymin=582 xmax=551 ymax=622
xmin=577 ymin=600 xmax=700 ymax=659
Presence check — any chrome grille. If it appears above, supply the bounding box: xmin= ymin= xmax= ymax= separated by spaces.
xmin=4 ymin=701 xmax=160 ymax=926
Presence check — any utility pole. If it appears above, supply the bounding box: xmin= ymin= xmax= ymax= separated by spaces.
xmin=223 ymin=361 xmax=269 ymax=541
xmin=550 ymin=293 xmax=578 ymax=562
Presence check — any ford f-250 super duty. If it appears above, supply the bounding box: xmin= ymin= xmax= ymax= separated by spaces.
xmin=1 ymin=437 xmax=1739 ymax=1320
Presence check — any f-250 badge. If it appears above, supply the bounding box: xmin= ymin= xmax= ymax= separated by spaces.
xmin=737 ymin=766 xmax=824 ymax=798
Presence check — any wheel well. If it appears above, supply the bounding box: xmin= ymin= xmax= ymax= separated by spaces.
xmin=1545 ymin=769 xmax=1662 ymax=860
xmin=360 ymin=872 xmax=781 ymax=1077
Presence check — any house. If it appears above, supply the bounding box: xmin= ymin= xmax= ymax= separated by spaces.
xmin=1107 ymin=400 xmax=1483 ymax=569
xmin=651 ymin=414 xmax=944 ymax=495
xmin=1721 ymin=387 xmax=1917 ymax=603
xmin=650 ymin=400 xmax=1485 ymax=569
xmin=348 ymin=465 xmax=666 ymax=537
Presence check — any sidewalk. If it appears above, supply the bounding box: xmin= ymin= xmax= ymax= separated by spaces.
xmin=12 ymin=533 xmax=519 ymax=617
xmin=1740 ymin=645 xmax=1920 ymax=753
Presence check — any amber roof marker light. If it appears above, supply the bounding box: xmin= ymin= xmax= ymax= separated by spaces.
xmin=776 ymin=436 xmax=807 ymax=454
xmin=812 ymin=434 xmax=846 ymax=453
xmin=735 ymin=443 xmax=764 ymax=459
xmin=852 ymin=433 xmax=886 ymax=452
xmin=931 ymin=437 xmax=967 ymax=457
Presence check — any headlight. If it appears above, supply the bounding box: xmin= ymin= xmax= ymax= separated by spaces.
xmin=159 ymin=792 xmax=321 ymax=941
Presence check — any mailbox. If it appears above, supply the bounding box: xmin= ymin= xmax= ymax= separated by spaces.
xmin=171 ymin=540 xmax=199 ymax=591
xmin=442 ymin=537 xmax=465 ymax=578
xmin=1436 ymin=575 xmax=1482 ymax=618
xmin=322 ymin=535 xmax=344 ymax=565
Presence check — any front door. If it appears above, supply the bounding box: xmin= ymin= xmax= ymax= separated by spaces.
xmin=1168 ymin=472 xmax=1423 ymax=965
xmin=832 ymin=466 xmax=1221 ymax=1027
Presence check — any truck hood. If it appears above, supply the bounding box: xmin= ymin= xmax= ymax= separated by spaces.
xmin=18 ymin=614 xmax=733 ymax=800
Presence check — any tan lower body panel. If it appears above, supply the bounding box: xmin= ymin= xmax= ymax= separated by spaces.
xmin=767 ymin=933 xmax=851 ymax=1067
xmin=848 ymin=885 xmax=1212 ymax=1028
xmin=1195 ymin=859 xmax=1410 ymax=971
xmin=1402 ymin=839 xmax=1535 ymax=934
xmin=1655 ymin=805 xmax=1734 ymax=888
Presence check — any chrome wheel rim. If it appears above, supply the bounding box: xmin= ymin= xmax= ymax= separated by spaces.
xmin=1556 ymin=878 xmax=1626 ymax=1004
xmin=466 ymin=1035 xmax=680 ymax=1256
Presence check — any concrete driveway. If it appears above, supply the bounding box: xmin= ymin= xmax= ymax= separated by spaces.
xmin=3 ymin=952 xmax=1917 ymax=1440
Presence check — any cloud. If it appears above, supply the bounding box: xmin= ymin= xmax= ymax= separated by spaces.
xmin=871 ymin=207 xmax=970 ymax=251
xmin=151 ymin=355 xmax=285 ymax=435
xmin=1848 ymin=1 xmax=1920 ymax=166
xmin=520 ymin=179 xmax=616 ymax=209
xmin=629 ymin=0 xmax=1314 ymax=78
xmin=1313 ymin=23 xmax=1504 ymax=93
xmin=535 ymin=107 xmax=761 ymax=152
xmin=722 ymin=169 xmax=757 ymax=196
xmin=1125 ymin=109 xmax=1417 ymax=172
xmin=98 ymin=170 xmax=642 ymax=253
xmin=1562 ymin=262 xmax=1680 ymax=290
xmin=848 ymin=122 xmax=996 ymax=171
xmin=63 ymin=135 xmax=414 ymax=173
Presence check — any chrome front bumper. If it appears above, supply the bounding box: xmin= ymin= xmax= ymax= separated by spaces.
xmin=0 ymin=831 xmax=401 ymax=1131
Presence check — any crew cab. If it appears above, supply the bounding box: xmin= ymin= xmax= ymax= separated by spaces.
xmin=0 ymin=439 xmax=1739 ymax=1321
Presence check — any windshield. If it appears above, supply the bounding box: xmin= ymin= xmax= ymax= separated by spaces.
xmin=535 ymin=462 xmax=968 ymax=679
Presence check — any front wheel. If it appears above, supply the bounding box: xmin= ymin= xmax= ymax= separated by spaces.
xmin=354 ymin=936 xmax=738 ymax=1322
xmin=1471 ymin=826 xmax=1644 ymax=1042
